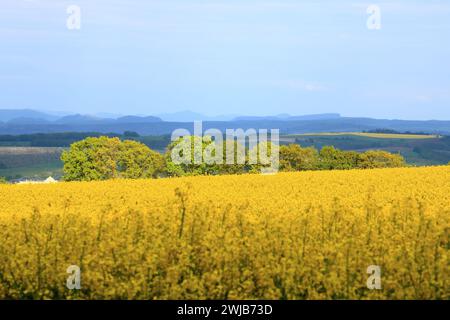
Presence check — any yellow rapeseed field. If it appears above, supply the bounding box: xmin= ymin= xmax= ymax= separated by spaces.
xmin=0 ymin=166 xmax=448 ymax=299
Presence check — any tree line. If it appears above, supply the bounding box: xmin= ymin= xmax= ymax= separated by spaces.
xmin=60 ymin=136 xmax=408 ymax=181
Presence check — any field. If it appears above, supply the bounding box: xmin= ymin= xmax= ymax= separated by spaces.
xmin=282 ymin=133 xmax=450 ymax=166
xmin=0 ymin=147 xmax=64 ymax=180
xmin=286 ymin=132 xmax=439 ymax=139
xmin=0 ymin=166 xmax=448 ymax=300
xmin=0 ymin=161 xmax=62 ymax=181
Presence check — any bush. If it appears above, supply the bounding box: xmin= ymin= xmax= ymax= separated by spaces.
xmin=280 ymin=144 xmax=319 ymax=171
xmin=318 ymin=146 xmax=359 ymax=170
xmin=357 ymin=150 xmax=406 ymax=169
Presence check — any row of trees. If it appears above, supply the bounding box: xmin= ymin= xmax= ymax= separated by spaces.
xmin=61 ymin=136 xmax=407 ymax=181
xmin=280 ymin=144 xmax=406 ymax=171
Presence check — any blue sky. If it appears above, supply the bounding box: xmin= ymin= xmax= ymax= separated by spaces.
xmin=1 ymin=0 xmax=450 ymax=120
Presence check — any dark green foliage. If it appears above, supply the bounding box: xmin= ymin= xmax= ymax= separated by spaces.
xmin=0 ymin=132 xmax=120 ymax=147
xmin=123 ymin=131 xmax=140 ymax=138
xmin=290 ymin=134 xmax=450 ymax=165
xmin=364 ymin=128 xmax=432 ymax=135
xmin=318 ymin=146 xmax=359 ymax=170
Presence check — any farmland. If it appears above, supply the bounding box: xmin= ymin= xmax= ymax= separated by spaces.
xmin=0 ymin=147 xmax=64 ymax=180
xmin=286 ymin=132 xmax=439 ymax=139
xmin=1 ymin=132 xmax=450 ymax=181
xmin=0 ymin=166 xmax=448 ymax=299
xmin=282 ymin=133 xmax=450 ymax=166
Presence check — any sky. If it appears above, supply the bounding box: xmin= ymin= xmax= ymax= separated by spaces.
xmin=1 ymin=0 xmax=450 ymax=120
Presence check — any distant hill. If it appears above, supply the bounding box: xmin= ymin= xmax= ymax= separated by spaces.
xmin=51 ymin=115 xmax=163 ymax=126
xmin=54 ymin=114 xmax=110 ymax=124
xmin=6 ymin=117 xmax=51 ymax=125
xmin=156 ymin=111 xmax=341 ymax=122
xmin=116 ymin=115 xmax=162 ymax=123
xmin=1 ymin=109 xmax=450 ymax=136
xmin=0 ymin=109 xmax=58 ymax=122
xmin=1 ymin=117 xmax=450 ymax=135
xmin=0 ymin=110 xmax=163 ymax=125
xmin=157 ymin=110 xmax=237 ymax=122
xmin=233 ymin=115 xmax=287 ymax=121
xmin=233 ymin=113 xmax=341 ymax=121
xmin=288 ymin=113 xmax=341 ymax=121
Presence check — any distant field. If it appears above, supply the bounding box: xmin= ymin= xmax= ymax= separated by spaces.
xmin=0 ymin=147 xmax=64 ymax=155
xmin=281 ymin=133 xmax=450 ymax=166
xmin=0 ymin=161 xmax=62 ymax=180
xmin=287 ymin=132 xmax=439 ymax=139
xmin=0 ymin=147 xmax=64 ymax=179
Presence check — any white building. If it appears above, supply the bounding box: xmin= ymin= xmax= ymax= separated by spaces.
xmin=17 ymin=176 xmax=58 ymax=185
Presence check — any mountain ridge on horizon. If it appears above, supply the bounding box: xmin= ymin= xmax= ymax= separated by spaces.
xmin=1 ymin=109 xmax=344 ymax=123
xmin=3 ymin=108 xmax=450 ymax=123
xmin=1 ymin=109 xmax=450 ymax=136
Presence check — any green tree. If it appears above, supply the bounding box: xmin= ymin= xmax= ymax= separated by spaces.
xmin=164 ymin=136 xmax=211 ymax=177
xmin=319 ymin=146 xmax=359 ymax=170
xmin=219 ymin=139 xmax=249 ymax=175
xmin=61 ymin=136 xmax=163 ymax=181
xmin=357 ymin=150 xmax=406 ymax=169
xmin=123 ymin=131 xmax=140 ymax=138
xmin=0 ymin=176 xmax=7 ymax=184
xmin=117 ymin=140 xmax=164 ymax=179
xmin=280 ymin=144 xmax=319 ymax=171
xmin=164 ymin=136 xmax=248 ymax=176
xmin=247 ymin=141 xmax=279 ymax=174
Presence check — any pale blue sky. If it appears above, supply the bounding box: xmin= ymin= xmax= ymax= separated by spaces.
xmin=1 ymin=0 xmax=450 ymax=119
